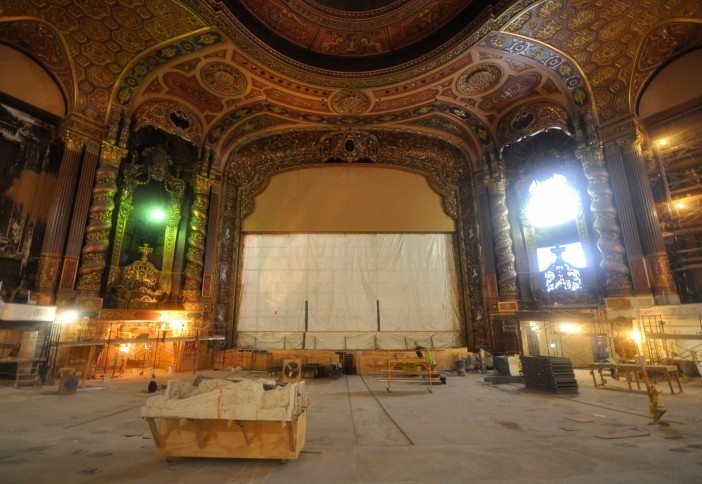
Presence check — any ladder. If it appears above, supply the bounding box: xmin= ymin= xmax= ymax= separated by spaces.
xmin=15 ymin=360 xmax=40 ymax=388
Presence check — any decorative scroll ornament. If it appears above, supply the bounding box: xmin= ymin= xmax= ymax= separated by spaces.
xmin=497 ymin=101 xmax=570 ymax=149
xmin=319 ymin=130 xmax=378 ymax=162
xmin=330 ymin=90 xmax=372 ymax=115
xmin=543 ymin=246 xmax=582 ymax=292
xmin=456 ymin=63 xmax=503 ymax=96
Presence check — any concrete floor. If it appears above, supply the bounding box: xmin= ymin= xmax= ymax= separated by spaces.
xmin=1 ymin=368 xmax=701 ymax=483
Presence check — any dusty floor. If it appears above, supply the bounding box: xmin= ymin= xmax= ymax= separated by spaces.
xmin=1 ymin=368 xmax=701 ymax=483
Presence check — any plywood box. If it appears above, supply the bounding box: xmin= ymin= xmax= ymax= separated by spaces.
xmin=144 ymin=410 xmax=307 ymax=461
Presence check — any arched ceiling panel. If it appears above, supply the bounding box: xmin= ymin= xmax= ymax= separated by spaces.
xmin=504 ymin=0 xmax=702 ymax=123
xmin=0 ymin=0 xmax=206 ymax=120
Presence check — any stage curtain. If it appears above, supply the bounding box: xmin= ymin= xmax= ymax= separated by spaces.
xmin=237 ymin=234 xmax=461 ymax=348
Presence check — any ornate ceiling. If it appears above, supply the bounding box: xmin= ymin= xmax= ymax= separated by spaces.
xmin=0 ymin=0 xmax=701 ymax=173
xmin=226 ymin=0 xmax=501 ymax=71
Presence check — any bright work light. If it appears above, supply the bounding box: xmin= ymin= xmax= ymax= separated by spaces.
xmin=149 ymin=207 xmax=166 ymax=222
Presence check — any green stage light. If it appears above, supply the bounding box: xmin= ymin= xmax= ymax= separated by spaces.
xmin=149 ymin=207 xmax=166 ymax=222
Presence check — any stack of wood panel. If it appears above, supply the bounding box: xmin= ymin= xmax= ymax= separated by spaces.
xmin=520 ymin=356 xmax=579 ymax=394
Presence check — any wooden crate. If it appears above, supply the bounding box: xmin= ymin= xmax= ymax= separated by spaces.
xmin=144 ymin=410 xmax=307 ymax=461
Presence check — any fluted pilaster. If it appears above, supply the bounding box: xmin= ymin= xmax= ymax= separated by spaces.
xmin=36 ymin=129 xmax=88 ymax=301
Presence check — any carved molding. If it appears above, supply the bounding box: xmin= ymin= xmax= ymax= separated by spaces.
xmin=497 ymin=100 xmax=571 ymax=149
xmin=132 ymin=99 xmax=203 ymax=146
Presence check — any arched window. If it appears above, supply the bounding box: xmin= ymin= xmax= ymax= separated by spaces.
xmin=522 ymin=172 xmax=587 ymax=293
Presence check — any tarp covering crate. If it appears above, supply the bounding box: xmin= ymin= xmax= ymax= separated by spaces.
xmin=142 ymin=377 xmax=308 ymax=461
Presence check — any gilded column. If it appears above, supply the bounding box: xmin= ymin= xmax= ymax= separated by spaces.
xmin=107 ymin=186 xmax=134 ymax=286
xmin=576 ymin=141 xmax=633 ymax=295
xmin=182 ymin=173 xmax=212 ymax=301
xmin=477 ymin=178 xmax=498 ymax=301
xmin=36 ymin=128 xmax=88 ymax=304
xmin=200 ymin=182 xmax=220 ymax=299
xmin=159 ymin=178 xmax=185 ymax=295
xmin=75 ymin=142 xmax=127 ymax=293
xmin=487 ymin=174 xmax=519 ymax=299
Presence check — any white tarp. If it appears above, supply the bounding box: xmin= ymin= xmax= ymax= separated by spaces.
xmin=237 ymin=234 xmax=462 ymax=349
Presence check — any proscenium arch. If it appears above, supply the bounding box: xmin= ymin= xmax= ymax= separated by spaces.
xmin=214 ymin=128 xmax=485 ymax=348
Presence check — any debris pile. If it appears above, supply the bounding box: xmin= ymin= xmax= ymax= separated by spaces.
xmin=141 ymin=377 xmax=309 ymax=421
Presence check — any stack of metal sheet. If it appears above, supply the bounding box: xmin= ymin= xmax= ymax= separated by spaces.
xmin=520 ymin=356 xmax=579 ymax=394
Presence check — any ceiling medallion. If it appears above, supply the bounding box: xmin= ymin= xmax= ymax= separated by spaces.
xmin=456 ymin=63 xmax=504 ymax=96
xmin=199 ymin=61 xmax=247 ymax=97
xmin=330 ymin=90 xmax=372 ymax=115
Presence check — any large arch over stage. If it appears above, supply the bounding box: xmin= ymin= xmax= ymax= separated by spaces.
xmin=215 ymin=129 xmax=486 ymax=349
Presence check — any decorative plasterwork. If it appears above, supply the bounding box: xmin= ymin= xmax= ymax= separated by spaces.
xmin=199 ymin=60 xmax=248 ymax=96
xmin=497 ymin=100 xmax=571 ymax=148
xmin=237 ymin=0 xmax=470 ymax=57
xmin=329 ymin=90 xmax=372 ymax=115
xmin=132 ymin=98 xmax=204 ymax=145
xmin=481 ymin=33 xmax=589 ymax=109
xmin=1 ymin=0 xmax=206 ymax=120
xmin=116 ymin=31 xmax=223 ymax=107
xmin=182 ymin=0 xmax=538 ymax=87
xmin=319 ymin=130 xmax=378 ymax=162
xmin=505 ymin=0 xmax=702 ymax=123
xmin=206 ymin=99 xmax=494 ymax=149
xmin=456 ymin=63 xmax=504 ymax=96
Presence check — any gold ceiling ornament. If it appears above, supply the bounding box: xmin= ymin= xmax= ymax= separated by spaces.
xmin=497 ymin=100 xmax=571 ymax=149
xmin=329 ymin=90 xmax=372 ymax=115
xmin=199 ymin=61 xmax=248 ymax=97
xmin=455 ymin=63 xmax=504 ymax=96
xmin=319 ymin=130 xmax=379 ymax=163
